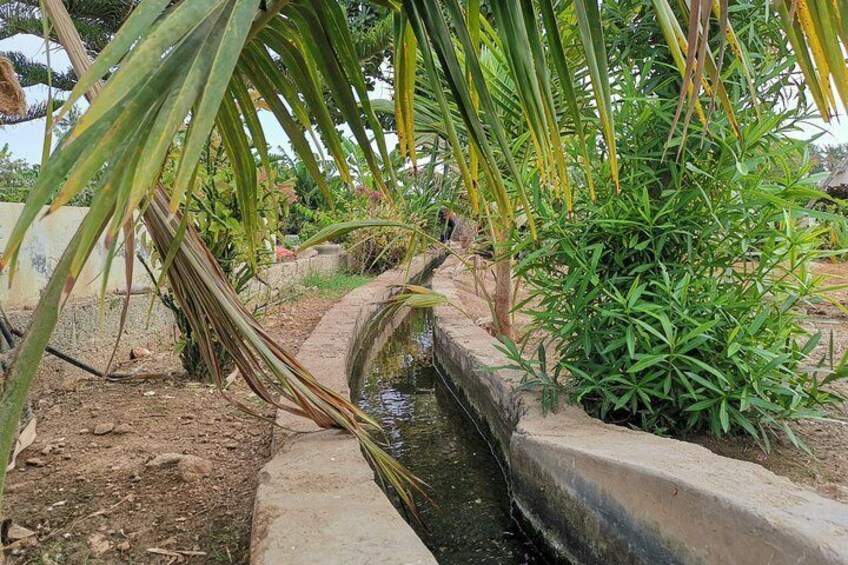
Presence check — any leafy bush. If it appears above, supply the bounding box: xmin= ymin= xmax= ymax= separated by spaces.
xmin=496 ymin=339 xmax=563 ymax=416
xmin=344 ymin=218 xmax=410 ymax=274
xmin=299 ymin=203 xmax=411 ymax=274
xmin=298 ymin=188 xmax=446 ymax=276
xmin=0 ymin=144 xmax=39 ymax=201
xmin=514 ymin=100 xmax=847 ymax=449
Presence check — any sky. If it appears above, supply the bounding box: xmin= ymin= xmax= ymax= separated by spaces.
xmin=1 ymin=33 xmax=846 ymax=166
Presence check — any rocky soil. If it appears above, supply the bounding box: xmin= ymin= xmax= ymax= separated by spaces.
xmin=2 ymin=293 xmax=343 ymax=565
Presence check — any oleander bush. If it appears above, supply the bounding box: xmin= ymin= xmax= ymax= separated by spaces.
xmin=513 ymin=97 xmax=848 ymax=450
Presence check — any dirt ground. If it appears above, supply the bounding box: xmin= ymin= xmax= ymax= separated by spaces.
xmin=5 ymin=256 xmax=848 ymax=564
xmin=1 ymin=292 xmax=343 ymax=565
xmin=695 ymin=261 xmax=848 ymax=502
xmin=447 ymin=257 xmax=848 ymax=504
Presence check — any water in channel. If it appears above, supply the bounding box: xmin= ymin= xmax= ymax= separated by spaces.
xmin=352 ymin=310 xmax=548 ymax=565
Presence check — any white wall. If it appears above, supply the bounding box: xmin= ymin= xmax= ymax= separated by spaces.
xmin=0 ymin=203 xmax=154 ymax=309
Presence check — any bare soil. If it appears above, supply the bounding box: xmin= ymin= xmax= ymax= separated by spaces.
xmin=447 ymin=257 xmax=848 ymax=503
xmin=694 ymin=262 xmax=848 ymax=502
xmin=2 ymin=293 xmax=342 ymax=565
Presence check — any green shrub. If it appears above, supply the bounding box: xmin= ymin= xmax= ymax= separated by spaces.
xmin=514 ymin=102 xmax=847 ymax=450
xmin=298 ymin=204 xmax=409 ymax=274
xmin=344 ymin=220 xmax=410 ymax=274
xmin=0 ymin=143 xmax=96 ymax=207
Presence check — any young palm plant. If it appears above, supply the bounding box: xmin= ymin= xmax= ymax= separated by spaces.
xmin=390 ymin=0 xmax=848 ymax=337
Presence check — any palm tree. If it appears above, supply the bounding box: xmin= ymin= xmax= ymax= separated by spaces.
xmin=0 ymin=0 xmax=845 ymax=524
xmin=0 ymin=0 xmax=395 ymax=124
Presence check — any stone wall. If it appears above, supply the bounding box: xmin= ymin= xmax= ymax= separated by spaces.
xmin=243 ymin=250 xmax=345 ymax=307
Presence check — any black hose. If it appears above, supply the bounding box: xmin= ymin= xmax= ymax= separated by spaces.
xmin=0 ymin=315 xmax=145 ymax=380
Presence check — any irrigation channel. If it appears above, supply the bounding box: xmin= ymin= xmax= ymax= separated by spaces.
xmin=351 ymin=309 xmax=553 ymax=564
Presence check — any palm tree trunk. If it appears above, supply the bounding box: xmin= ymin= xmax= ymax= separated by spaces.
xmin=493 ymin=236 xmax=513 ymax=339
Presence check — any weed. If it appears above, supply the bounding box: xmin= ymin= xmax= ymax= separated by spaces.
xmin=300 ymin=270 xmax=373 ymax=299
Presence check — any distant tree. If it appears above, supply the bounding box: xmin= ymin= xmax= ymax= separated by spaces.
xmin=811 ymin=143 xmax=848 ymax=174
xmin=0 ymin=142 xmax=38 ymax=199
xmin=0 ymin=1 xmax=391 ymax=126
xmin=341 ymin=0 xmax=392 ymax=87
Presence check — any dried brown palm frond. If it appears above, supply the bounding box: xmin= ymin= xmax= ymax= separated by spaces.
xmin=142 ymin=187 xmax=424 ymax=511
xmin=0 ymin=56 xmax=26 ymax=117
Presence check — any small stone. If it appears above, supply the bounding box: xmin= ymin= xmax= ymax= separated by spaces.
xmin=113 ymin=424 xmax=133 ymax=435
xmin=6 ymin=523 xmax=37 ymax=542
xmin=87 ymin=533 xmax=112 ymax=556
xmin=144 ymin=453 xmax=211 ymax=481
xmin=25 ymin=458 xmax=45 ymax=467
xmin=41 ymin=445 xmax=54 ymax=455
xmin=58 ymin=375 xmax=86 ymax=392
xmin=145 ymin=453 xmax=185 ymax=468
xmin=130 ymin=346 xmax=152 ymax=359
xmin=93 ymin=423 xmax=115 ymax=436
xmin=79 ymin=429 xmax=90 ymax=434
xmin=117 ymin=541 xmax=131 ymax=551
xmin=177 ymin=456 xmax=212 ymax=482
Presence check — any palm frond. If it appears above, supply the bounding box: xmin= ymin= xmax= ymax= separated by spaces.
xmin=0 ymin=0 xmax=422 ymax=511
xmin=143 ymin=188 xmax=424 ymax=510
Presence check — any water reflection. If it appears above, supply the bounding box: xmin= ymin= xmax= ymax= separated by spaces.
xmin=354 ymin=311 xmax=547 ymax=565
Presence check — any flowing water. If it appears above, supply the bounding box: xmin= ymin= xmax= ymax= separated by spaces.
xmin=352 ymin=310 xmax=549 ymax=564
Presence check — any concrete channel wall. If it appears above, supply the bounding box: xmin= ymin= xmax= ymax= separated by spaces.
xmin=431 ymin=263 xmax=848 ymax=565
xmin=251 ymin=253 xmax=443 ymax=565
xmin=0 ymin=203 xmax=155 ymax=309
xmin=1 ymin=202 xmax=171 ymax=365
